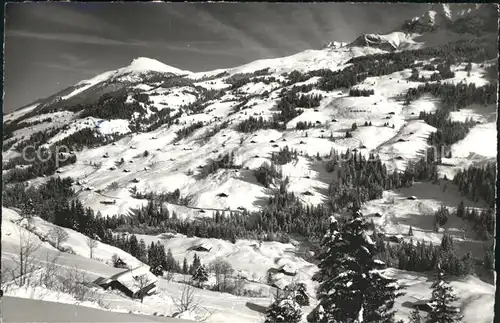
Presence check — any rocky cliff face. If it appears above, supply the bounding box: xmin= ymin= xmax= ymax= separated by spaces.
xmin=348 ymin=34 xmax=398 ymax=51
xmin=402 ymin=3 xmax=498 ymax=35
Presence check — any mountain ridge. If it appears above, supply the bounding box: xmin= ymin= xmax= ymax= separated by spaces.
xmin=9 ymin=4 xmax=496 ymax=115
xmin=2 ymin=4 xmax=497 ymax=219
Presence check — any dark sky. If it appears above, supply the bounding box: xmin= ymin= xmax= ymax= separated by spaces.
xmin=3 ymin=2 xmax=430 ymax=113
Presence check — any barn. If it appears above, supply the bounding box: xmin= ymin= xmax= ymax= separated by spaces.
xmin=94 ymin=266 xmax=158 ymax=300
xmin=188 ymin=243 xmax=212 ymax=252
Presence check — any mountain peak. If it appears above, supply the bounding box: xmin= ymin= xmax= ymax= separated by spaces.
xmin=402 ymin=3 xmax=497 ymax=34
xmin=126 ymin=57 xmax=191 ymax=75
xmin=321 ymin=41 xmax=347 ymax=50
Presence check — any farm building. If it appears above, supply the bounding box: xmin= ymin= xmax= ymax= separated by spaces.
xmin=94 ymin=266 xmax=158 ymax=301
xmin=100 ymin=200 xmax=116 ymax=205
xmin=188 ymin=243 xmax=212 ymax=252
xmin=268 ymin=264 xmax=297 ymax=279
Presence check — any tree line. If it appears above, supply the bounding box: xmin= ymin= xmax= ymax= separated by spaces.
xmin=453 ymin=163 xmax=496 ymax=208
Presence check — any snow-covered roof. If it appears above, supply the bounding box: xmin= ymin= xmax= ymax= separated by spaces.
xmin=107 ymin=266 xmax=158 ymax=294
xmin=272 ymin=278 xmax=289 ymax=290
xmin=190 ymin=242 xmax=212 ymax=251
xmin=279 ymin=264 xmax=297 ymax=275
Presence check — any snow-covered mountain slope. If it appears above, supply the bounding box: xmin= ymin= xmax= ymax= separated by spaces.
xmin=4 ymin=58 xmax=495 ymax=217
xmin=63 ymin=57 xmax=192 ymax=101
xmin=2 ymin=3 xmax=497 ymax=219
xmin=2 ymin=206 xmax=494 ymax=323
xmin=2 ymin=207 xmax=144 ymax=268
xmin=2 ymin=5 xmax=496 ymax=322
xmin=4 ymin=58 xmax=192 ymax=123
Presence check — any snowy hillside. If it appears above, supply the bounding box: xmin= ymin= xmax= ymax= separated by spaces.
xmin=2 ymin=207 xmax=144 ymax=268
xmin=4 ymin=53 xmax=496 ymax=217
xmin=2 ymin=4 xmax=496 ymax=323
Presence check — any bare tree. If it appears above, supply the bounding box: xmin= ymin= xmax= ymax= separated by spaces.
xmin=233 ymin=272 xmax=247 ymax=296
xmin=9 ymin=225 xmax=42 ymax=286
xmin=164 ymin=270 xmax=175 ymax=282
xmin=209 ymin=257 xmax=233 ymax=292
xmin=48 ymin=227 xmax=69 ymax=250
xmin=61 ymin=265 xmax=89 ymax=301
xmin=172 ymin=283 xmax=200 ymax=313
xmin=171 ymin=283 xmax=215 ymax=321
xmin=85 ymin=236 xmax=98 ymax=259
xmin=39 ymin=252 xmax=61 ymax=289
xmin=134 ymin=274 xmax=151 ymax=303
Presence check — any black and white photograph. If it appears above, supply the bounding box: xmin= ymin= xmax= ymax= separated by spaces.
xmin=1 ymin=2 xmax=497 ymax=323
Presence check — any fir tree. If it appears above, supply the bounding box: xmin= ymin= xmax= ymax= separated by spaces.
xmin=306 ymin=305 xmax=325 ymax=323
xmin=192 ymin=264 xmax=209 ymax=287
xmin=456 ymin=201 xmax=465 ymax=218
xmin=190 ymin=253 xmax=201 ymax=275
xmin=314 ymin=213 xmax=404 ymax=323
xmin=182 ymin=257 xmax=189 ymax=274
xmin=265 ymin=295 xmax=303 ymax=323
xmin=138 ymin=239 xmax=147 ymax=262
xmin=408 ymin=308 xmax=422 ymax=323
xmin=129 ymin=235 xmax=140 ymax=258
xmin=165 ymin=248 xmax=176 ymax=271
xmin=440 ymin=233 xmax=454 ymax=252
xmin=293 ymin=283 xmax=310 ymax=306
xmin=428 ymin=268 xmax=463 ymax=323
xmin=409 ymin=226 xmax=414 ymax=237
xmin=148 ymin=242 xmax=166 ymax=276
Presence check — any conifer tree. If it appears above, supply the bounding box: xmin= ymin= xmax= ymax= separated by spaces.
xmin=293 ymin=283 xmax=310 ymax=306
xmin=456 ymin=201 xmax=465 ymax=218
xmin=440 ymin=233 xmax=454 ymax=252
xmin=408 ymin=308 xmax=422 ymax=323
xmin=192 ymin=264 xmax=209 ymax=287
xmin=314 ymin=212 xmax=404 ymax=323
xmin=409 ymin=226 xmax=414 ymax=237
xmin=182 ymin=257 xmax=189 ymax=274
xmin=190 ymin=253 xmax=201 ymax=275
xmin=306 ymin=304 xmax=325 ymax=323
xmin=148 ymin=242 xmax=164 ymax=276
xmin=165 ymin=248 xmax=176 ymax=271
xmin=428 ymin=268 xmax=463 ymax=323
xmin=129 ymin=235 xmax=140 ymax=258
xmin=265 ymin=295 xmax=303 ymax=323
xmin=138 ymin=239 xmax=147 ymax=262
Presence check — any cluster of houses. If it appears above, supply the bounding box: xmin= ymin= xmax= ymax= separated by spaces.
xmin=92 ymin=239 xmax=442 ymax=317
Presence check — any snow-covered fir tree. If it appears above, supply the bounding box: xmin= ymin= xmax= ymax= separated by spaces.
xmin=182 ymin=257 xmax=189 ymax=274
xmin=265 ymin=295 xmax=303 ymax=323
xmin=427 ymin=268 xmax=463 ymax=323
xmin=306 ymin=304 xmax=325 ymax=323
xmin=313 ymin=212 xmax=404 ymax=323
xmin=189 ymin=253 xmax=201 ymax=275
xmin=148 ymin=242 xmax=166 ymax=276
xmin=293 ymin=282 xmax=310 ymax=306
xmin=408 ymin=308 xmax=422 ymax=323
xmin=192 ymin=264 xmax=209 ymax=287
